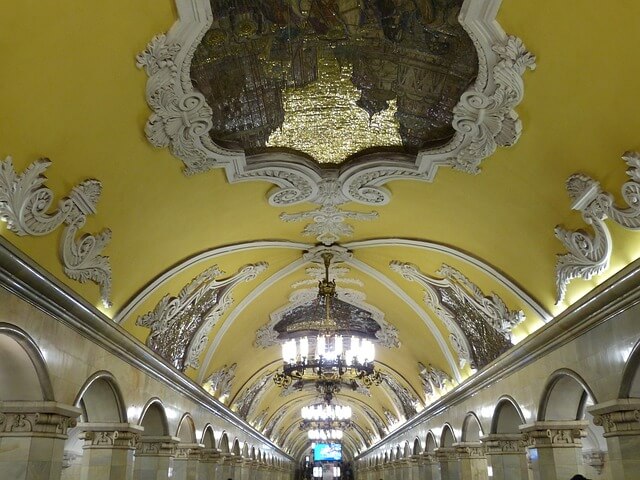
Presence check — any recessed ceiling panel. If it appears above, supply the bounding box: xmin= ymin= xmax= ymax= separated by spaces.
xmin=190 ymin=0 xmax=478 ymax=163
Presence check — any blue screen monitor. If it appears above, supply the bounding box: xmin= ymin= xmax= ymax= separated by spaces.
xmin=313 ymin=443 xmax=342 ymax=462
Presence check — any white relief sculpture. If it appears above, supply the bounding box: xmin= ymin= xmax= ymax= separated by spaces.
xmin=0 ymin=157 xmax=112 ymax=307
xmin=280 ymin=204 xmax=378 ymax=246
xmin=136 ymin=262 xmax=268 ymax=370
xmin=380 ymin=372 xmax=422 ymax=420
xmin=418 ymin=362 xmax=452 ymax=400
xmin=137 ymin=1 xmax=536 ymax=230
xmin=233 ymin=371 xmax=273 ymax=420
xmin=390 ymin=261 xmax=525 ymax=369
xmin=555 ymin=151 xmax=640 ymax=303
xmin=202 ymin=363 xmax=237 ymax=403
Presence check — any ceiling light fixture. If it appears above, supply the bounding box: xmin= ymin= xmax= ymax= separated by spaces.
xmin=273 ymin=252 xmax=381 ymax=402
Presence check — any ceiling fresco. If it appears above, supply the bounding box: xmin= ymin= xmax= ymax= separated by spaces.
xmin=190 ymin=0 xmax=478 ymax=163
xmin=3 ymin=0 xmax=640 ymax=463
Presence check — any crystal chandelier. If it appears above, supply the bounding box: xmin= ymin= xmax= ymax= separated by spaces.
xmin=301 ymin=404 xmax=352 ymax=421
xmin=273 ymin=253 xmax=381 ymax=400
xmin=308 ymin=429 xmax=343 ymax=441
xmin=300 ymin=403 xmax=353 ymax=442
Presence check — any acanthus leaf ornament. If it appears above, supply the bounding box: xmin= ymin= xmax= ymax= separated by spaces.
xmin=0 ymin=157 xmax=112 ymax=307
xmin=555 ymin=151 xmax=640 ymax=303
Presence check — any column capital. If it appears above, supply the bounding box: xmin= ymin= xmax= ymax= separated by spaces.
xmin=480 ymin=433 xmax=526 ymax=454
xmin=175 ymin=442 xmax=205 ymax=459
xmin=434 ymin=446 xmax=456 ymax=461
xmin=136 ymin=435 xmax=180 ymax=456
xmin=0 ymin=400 xmax=81 ymax=438
xmin=589 ymin=398 xmax=640 ymax=437
xmin=520 ymin=420 xmax=587 ymax=448
xmin=78 ymin=422 xmax=143 ymax=449
xmin=200 ymin=447 xmax=221 ymax=462
xmin=453 ymin=441 xmax=485 ymax=458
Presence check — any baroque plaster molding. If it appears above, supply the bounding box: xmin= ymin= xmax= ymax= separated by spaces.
xmin=202 ymin=363 xmax=237 ymax=403
xmin=136 ymin=262 xmax=268 ymax=371
xmin=380 ymin=372 xmax=422 ymax=420
xmin=390 ymin=261 xmax=524 ymax=369
xmin=0 ymin=157 xmax=112 ymax=307
xmin=233 ymin=371 xmax=274 ymax=421
xmin=418 ymin=362 xmax=452 ymax=400
xmin=555 ymin=151 xmax=640 ymax=303
xmin=138 ymin=0 xmax=535 ymax=209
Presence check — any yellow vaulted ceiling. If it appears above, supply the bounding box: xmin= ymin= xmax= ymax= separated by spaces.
xmin=2 ymin=0 xmax=640 ymax=458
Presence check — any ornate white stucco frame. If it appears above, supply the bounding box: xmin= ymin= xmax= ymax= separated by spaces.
xmin=138 ymin=0 xmax=535 ymax=208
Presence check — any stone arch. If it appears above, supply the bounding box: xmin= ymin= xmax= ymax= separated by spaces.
xmin=619 ymin=337 xmax=640 ymax=398
xmin=201 ymin=424 xmax=216 ymax=448
xmin=138 ymin=398 xmax=170 ymax=436
xmin=0 ymin=323 xmax=54 ymax=401
xmin=242 ymin=441 xmax=250 ymax=458
xmin=425 ymin=431 xmax=437 ymax=452
xmin=490 ymin=395 xmax=525 ymax=434
xmin=176 ymin=413 xmax=197 ymax=443
xmin=250 ymin=446 xmax=257 ymax=460
xmin=538 ymin=369 xmax=598 ymax=421
xmin=412 ymin=436 xmax=422 ymax=455
xmin=219 ymin=432 xmax=230 ymax=453
xmin=395 ymin=444 xmax=402 ymax=459
xmin=74 ymin=371 xmax=126 ymax=423
xmin=232 ymin=438 xmax=241 ymax=456
xmin=440 ymin=423 xmax=456 ymax=447
xmin=461 ymin=412 xmax=484 ymax=442
xmin=403 ymin=440 xmax=411 ymax=458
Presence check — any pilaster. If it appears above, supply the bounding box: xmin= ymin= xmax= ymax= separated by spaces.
xmin=173 ymin=443 xmax=203 ymax=480
xmin=480 ymin=433 xmax=527 ymax=480
xmin=590 ymin=398 xmax=640 ymax=479
xmin=133 ymin=435 xmax=180 ymax=480
xmin=454 ymin=442 xmax=488 ymax=480
xmin=78 ymin=422 xmax=143 ymax=480
xmin=520 ymin=420 xmax=587 ymax=480
xmin=435 ymin=447 xmax=459 ymax=480
xmin=0 ymin=400 xmax=81 ymax=480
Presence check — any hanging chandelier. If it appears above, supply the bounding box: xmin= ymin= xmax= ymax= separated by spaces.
xmin=273 ymin=252 xmax=381 ymax=401
xmin=300 ymin=402 xmax=353 ymax=441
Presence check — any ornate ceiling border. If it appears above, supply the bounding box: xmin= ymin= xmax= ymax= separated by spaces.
xmin=137 ymin=0 xmax=535 ymax=208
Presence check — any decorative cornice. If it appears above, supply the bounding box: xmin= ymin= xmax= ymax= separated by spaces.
xmin=520 ymin=421 xmax=587 ymax=448
xmin=136 ymin=262 xmax=267 ymax=370
xmin=390 ymin=261 xmax=524 ymax=369
xmin=589 ymin=399 xmax=640 ymax=437
xmin=480 ymin=433 xmax=526 ymax=454
xmin=136 ymin=435 xmax=180 ymax=456
xmin=0 ymin=401 xmax=81 ymax=438
xmin=555 ymin=151 xmax=640 ymax=303
xmin=78 ymin=423 xmax=143 ymax=449
xmin=0 ymin=157 xmax=112 ymax=307
xmin=137 ymin=0 xmax=534 ymax=211
xmin=453 ymin=442 xmax=485 ymax=459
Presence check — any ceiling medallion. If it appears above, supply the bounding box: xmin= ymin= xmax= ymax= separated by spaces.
xmin=138 ymin=0 xmax=535 ymax=208
xmin=272 ymin=252 xmax=382 ymax=403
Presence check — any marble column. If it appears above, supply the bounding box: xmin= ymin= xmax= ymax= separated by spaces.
xmin=0 ymin=400 xmax=80 ymax=480
xmin=409 ymin=455 xmax=421 ymax=480
xmin=454 ymin=442 xmax=488 ymax=480
xmin=77 ymin=422 xmax=143 ymax=480
xmin=590 ymin=399 xmax=640 ymax=479
xmin=520 ymin=420 xmax=587 ymax=480
xmin=435 ymin=447 xmax=459 ymax=480
xmin=480 ymin=434 xmax=527 ymax=480
xmin=418 ymin=452 xmax=440 ymax=480
xmin=198 ymin=448 xmax=221 ymax=480
xmin=133 ymin=435 xmax=179 ymax=480
xmin=218 ymin=452 xmax=234 ymax=479
xmin=173 ymin=443 xmax=203 ymax=480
